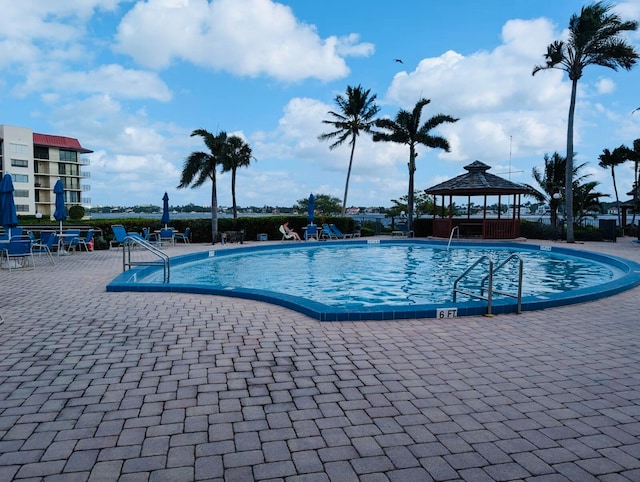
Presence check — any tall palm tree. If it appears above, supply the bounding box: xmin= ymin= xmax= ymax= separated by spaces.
xmin=598 ymin=146 xmax=626 ymax=225
xmin=372 ymin=98 xmax=458 ymax=232
xmin=178 ymin=129 xmax=228 ymax=243
xmin=222 ymin=135 xmax=254 ymax=220
xmin=532 ymin=1 xmax=638 ymax=243
xmin=622 ymin=139 xmax=640 ymax=225
xmin=318 ymin=85 xmax=379 ymax=215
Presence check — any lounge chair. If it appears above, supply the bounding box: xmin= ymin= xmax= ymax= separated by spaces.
xmin=1 ymin=236 xmax=35 ymax=271
xmin=279 ymin=225 xmax=296 ymax=241
xmin=321 ymin=224 xmax=338 ymax=240
xmin=329 ymin=224 xmax=355 ymax=239
xmin=174 ymin=227 xmax=191 ymax=244
xmin=110 ymin=225 xmax=144 ymax=248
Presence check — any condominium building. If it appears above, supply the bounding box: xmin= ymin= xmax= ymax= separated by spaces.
xmin=0 ymin=124 xmax=93 ymax=218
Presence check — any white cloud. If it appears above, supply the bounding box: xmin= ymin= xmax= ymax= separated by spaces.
xmin=114 ymin=0 xmax=374 ymax=81
xmin=15 ymin=64 xmax=171 ymax=101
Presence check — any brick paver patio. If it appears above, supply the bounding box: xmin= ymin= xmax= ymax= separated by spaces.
xmin=1 ymin=238 xmax=639 ymax=481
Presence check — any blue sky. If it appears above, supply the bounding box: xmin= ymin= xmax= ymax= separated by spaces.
xmin=1 ymin=0 xmax=640 ymax=210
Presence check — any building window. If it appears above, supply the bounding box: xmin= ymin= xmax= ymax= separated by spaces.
xmin=66 ymin=192 xmax=80 ymax=203
xmin=16 ymin=205 xmax=29 ymax=213
xmin=34 ymin=146 xmax=49 ymax=159
xmin=59 ymin=150 xmax=78 ymax=162
xmin=13 ymin=174 xmax=28 ymax=183
xmin=9 ymin=143 xmax=28 ymax=154
xmin=14 ymin=190 xmax=29 ymax=197
xmin=11 ymin=158 xmax=28 ymax=168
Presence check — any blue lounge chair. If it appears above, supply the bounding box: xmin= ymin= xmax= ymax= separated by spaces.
xmin=174 ymin=227 xmax=191 ymax=244
xmin=321 ymin=224 xmax=337 ymax=240
xmin=329 ymin=224 xmax=356 ymax=239
xmin=110 ymin=225 xmax=144 ymax=248
xmin=1 ymin=236 xmax=35 ymax=271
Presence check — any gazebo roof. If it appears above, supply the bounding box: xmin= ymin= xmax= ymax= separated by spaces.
xmin=424 ymin=161 xmax=534 ymax=196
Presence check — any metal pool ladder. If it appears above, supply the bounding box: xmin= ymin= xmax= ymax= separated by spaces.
xmin=447 ymin=226 xmax=459 ymax=250
xmin=452 ymin=254 xmax=524 ymax=315
xmin=121 ymin=235 xmax=170 ymax=283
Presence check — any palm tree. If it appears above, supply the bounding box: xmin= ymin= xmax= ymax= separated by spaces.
xmin=532 ymin=152 xmax=590 ymax=230
xmin=621 ymin=139 xmax=640 ymax=225
xmin=222 ymin=135 xmax=254 ymax=220
xmin=372 ymin=98 xmax=458 ymax=232
xmin=318 ymin=85 xmax=379 ymax=215
xmin=532 ymin=1 xmax=639 ymax=243
xmin=532 ymin=152 xmax=566 ymax=229
xmin=598 ymin=146 xmax=626 ymax=225
xmin=573 ymin=180 xmax=609 ymax=225
xmin=178 ymin=129 xmax=228 ymax=243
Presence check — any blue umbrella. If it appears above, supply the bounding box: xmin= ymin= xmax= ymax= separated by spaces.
xmin=308 ymin=193 xmax=315 ymax=224
xmin=0 ymin=173 xmax=19 ymax=238
xmin=53 ymin=179 xmax=67 ymax=235
xmin=161 ymin=192 xmax=170 ymax=228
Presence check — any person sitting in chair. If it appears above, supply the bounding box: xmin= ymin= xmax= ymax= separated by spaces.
xmin=280 ymin=221 xmax=302 ymax=241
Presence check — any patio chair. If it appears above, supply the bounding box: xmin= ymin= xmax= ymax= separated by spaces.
xmin=159 ymin=228 xmax=175 ymax=247
xmin=29 ymin=231 xmax=56 ymax=265
xmin=59 ymin=229 xmax=81 ymax=254
xmin=279 ymin=224 xmax=297 ymax=241
xmin=71 ymin=229 xmax=95 ymax=252
xmin=1 ymin=236 xmax=35 ymax=271
xmin=304 ymin=224 xmax=319 ymax=241
xmin=174 ymin=227 xmax=191 ymax=244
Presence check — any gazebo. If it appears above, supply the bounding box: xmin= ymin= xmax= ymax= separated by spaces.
xmin=425 ymin=161 xmax=537 ymax=239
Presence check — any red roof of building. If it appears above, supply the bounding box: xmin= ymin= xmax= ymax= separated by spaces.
xmin=33 ymin=133 xmax=93 ymax=154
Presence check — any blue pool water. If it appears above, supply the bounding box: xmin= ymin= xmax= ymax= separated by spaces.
xmin=107 ymin=240 xmax=640 ymax=321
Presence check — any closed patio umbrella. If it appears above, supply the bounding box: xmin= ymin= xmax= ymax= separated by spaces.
xmin=308 ymin=193 xmax=315 ymax=224
xmin=0 ymin=173 xmax=19 ymax=238
xmin=53 ymin=179 xmax=67 ymax=236
xmin=161 ymin=192 xmax=170 ymax=229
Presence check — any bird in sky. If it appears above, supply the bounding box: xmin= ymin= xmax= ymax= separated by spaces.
xmin=394 ymin=58 xmax=403 ymax=63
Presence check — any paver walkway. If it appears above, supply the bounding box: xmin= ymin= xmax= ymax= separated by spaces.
xmin=1 ymin=238 xmax=639 ymax=481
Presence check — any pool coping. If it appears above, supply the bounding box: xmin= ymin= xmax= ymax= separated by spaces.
xmin=106 ymin=239 xmax=640 ymax=321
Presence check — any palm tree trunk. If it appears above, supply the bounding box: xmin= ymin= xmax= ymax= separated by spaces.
xmin=611 ymin=167 xmax=621 ymax=226
xmin=407 ymin=144 xmax=417 ymax=232
xmin=565 ymin=78 xmax=578 ymax=243
xmin=342 ymin=138 xmax=357 ymax=216
xmin=210 ymin=174 xmax=218 ymax=244
xmin=231 ymin=168 xmax=238 ymax=220
xmin=633 ymin=161 xmax=639 ymax=226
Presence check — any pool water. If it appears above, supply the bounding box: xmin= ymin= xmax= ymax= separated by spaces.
xmin=108 ymin=240 xmax=640 ymax=320
xmin=140 ymin=243 xmax=622 ymax=307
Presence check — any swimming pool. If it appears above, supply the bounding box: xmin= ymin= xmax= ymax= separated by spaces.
xmin=107 ymin=239 xmax=640 ymax=321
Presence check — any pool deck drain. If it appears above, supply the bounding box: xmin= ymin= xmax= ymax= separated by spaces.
xmin=1 ymin=237 xmax=640 ymax=480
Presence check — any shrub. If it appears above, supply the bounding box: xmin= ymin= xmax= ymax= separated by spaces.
xmin=68 ymin=205 xmax=86 ymax=220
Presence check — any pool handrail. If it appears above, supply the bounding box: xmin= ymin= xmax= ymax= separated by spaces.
xmin=453 ymin=254 xmax=494 ymax=315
